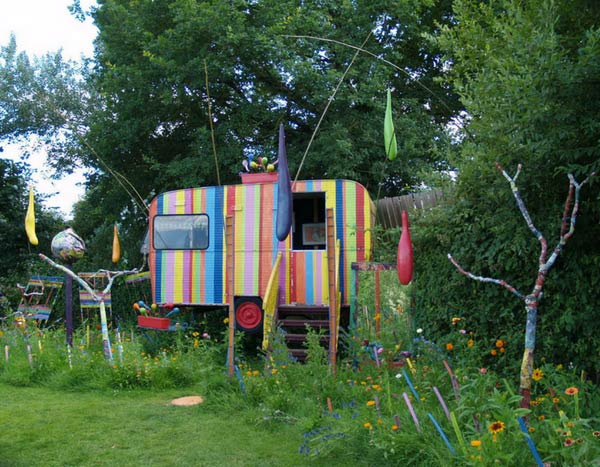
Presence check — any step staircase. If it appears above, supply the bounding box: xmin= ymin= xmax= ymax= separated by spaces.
xmin=276 ymin=304 xmax=331 ymax=361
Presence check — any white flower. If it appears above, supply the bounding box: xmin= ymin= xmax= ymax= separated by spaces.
xmin=395 ymin=373 xmax=403 ymax=379
xmin=416 ymin=328 xmax=423 ymax=334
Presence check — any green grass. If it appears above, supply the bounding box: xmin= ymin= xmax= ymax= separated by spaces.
xmin=0 ymin=383 xmax=348 ymax=467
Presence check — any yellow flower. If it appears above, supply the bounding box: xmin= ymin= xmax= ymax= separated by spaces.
xmin=451 ymin=317 xmax=462 ymax=325
xmin=488 ymin=421 xmax=505 ymax=434
xmin=467 ymin=339 xmax=474 ymax=348
xmin=271 ymin=368 xmax=278 ymax=375
xmin=553 ymin=397 xmax=560 ymax=404
xmin=366 ymin=400 xmax=376 ymax=407
xmin=532 ymin=368 xmax=544 ymax=381
xmin=363 ymin=422 xmax=372 ymax=429
xmin=223 ymin=317 xmax=229 ymax=324
xmin=252 ymin=370 xmax=260 ymax=376
xmin=470 ymin=440 xmax=482 ymax=447
xmin=192 ymin=331 xmax=199 ymax=337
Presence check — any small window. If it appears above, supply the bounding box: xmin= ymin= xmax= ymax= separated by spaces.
xmin=153 ymin=215 xmax=209 ymax=250
xmin=292 ymin=192 xmax=326 ymax=250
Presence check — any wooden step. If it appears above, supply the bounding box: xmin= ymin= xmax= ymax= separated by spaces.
xmin=278 ymin=319 xmax=329 ymax=328
xmin=284 ymin=333 xmax=329 ymax=344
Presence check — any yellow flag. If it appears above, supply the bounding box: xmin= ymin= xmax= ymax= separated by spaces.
xmin=25 ymin=186 xmax=39 ymax=245
xmin=384 ymin=88 xmax=398 ymax=161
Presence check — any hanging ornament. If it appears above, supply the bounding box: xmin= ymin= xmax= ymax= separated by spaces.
xmin=397 ymin=210 xmax=414 ymax=285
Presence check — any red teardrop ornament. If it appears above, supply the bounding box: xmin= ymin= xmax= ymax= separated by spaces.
xmin=397 ymin=210 xmax=414 ymax=285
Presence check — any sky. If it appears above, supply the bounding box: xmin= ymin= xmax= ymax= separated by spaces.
xmin=0 ymin=0 xmax=98 ymax=218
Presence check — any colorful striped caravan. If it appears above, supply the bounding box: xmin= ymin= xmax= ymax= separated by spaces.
xmin=148 ymin=179 xmax=375 ymax=309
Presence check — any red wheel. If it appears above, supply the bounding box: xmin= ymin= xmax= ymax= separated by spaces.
xmin=235 ymin=300 xmax=263 ymax=333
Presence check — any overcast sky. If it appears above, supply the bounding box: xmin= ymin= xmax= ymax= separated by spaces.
xmin=0 ymin=0 xmax=97 ymax=218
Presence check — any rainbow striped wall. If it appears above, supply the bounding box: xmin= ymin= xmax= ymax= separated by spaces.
xmin=149 ymin=179 xmax=374 ymax=307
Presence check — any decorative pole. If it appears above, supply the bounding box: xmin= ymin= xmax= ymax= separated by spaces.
xmin=448 ymin=163 xmax=594 ymax=409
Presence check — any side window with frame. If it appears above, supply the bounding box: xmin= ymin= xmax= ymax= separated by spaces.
xmin=153 ymin=214 xmax=209 ymax=250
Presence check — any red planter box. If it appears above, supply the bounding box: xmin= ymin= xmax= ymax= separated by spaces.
xmin=240 ymin=172 xmax=278 ymax=184
xmin=137 ymin=316 xmax=171 ymax=329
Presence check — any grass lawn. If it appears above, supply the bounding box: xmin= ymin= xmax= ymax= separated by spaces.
xmin=0 ymin=383 xmax=350 ymax=467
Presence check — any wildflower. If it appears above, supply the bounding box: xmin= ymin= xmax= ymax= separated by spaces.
xmin=495 ymin=339 xmax=504 ymax=348
xmin=564 ymin=438 xmax=574 ymax=447
xmin=528 ymin=427 xmax=535 ymax=433
xmin=223 ymin=317 xmax=229 ymax=324
xmin=192 ymin=331 xmax=200 ymax=337
xmin=416 ymin=328 xmax=423 ymax=334
xmin=553 ymin=397 xmax=560 ymax=404
xmin=565 ymin=387 xmax=579 ymax=396
xmin=592 ymin=431 xmax=600 ymax=437
xmin=488 ymin=421 xmax=505 ymax=434
xmin=532 ymin=368 xmax=544 ymax=381
xmin=193 ymin=339 xmax=199 ymax=348
xmin=468 ymin=339 xmax=474 ymax=348
xmin=202 ymin=332 xmax=210 ymax=339
xmin=459 ymin=329 xmax=467 ymax=334
xmin=252 ymin=370 xmax=260 ymax=376
xmin=446 ymin=342 xmax=454 ymax=351
xmin=451 ymin=317 xmax=462 ymax=325
xmin=500 ymin=347 xmax=505 ymax=353
xmin=490 ymin=349 xmax=498 ymax=356
xmin=538 ymin=415 xmax=545 ymax=421
xmin=363 ymin=422 xmax=372 ymax=429
xmin=366 ymin=400 xmax=376 ymax=407
xmin=470 ymin=440 xmax=482 ymax=447
xmin=395 ymin=374 xmax=402 ymax=379
xmin=479 ymin=367 xmax=487 ymax=375
xmin=271 ymin=369 xmax=278 ymax=375
xmin=391 ymin=424 xmax=399 ymax=431
xmin=377 ymin=419 xmax=383 ymax=425
xmin=245 ymin=370 xmax=252 ymax=376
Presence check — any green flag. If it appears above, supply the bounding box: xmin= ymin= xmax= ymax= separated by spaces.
xmin=384 ymin=88 xmax=398 ymax=161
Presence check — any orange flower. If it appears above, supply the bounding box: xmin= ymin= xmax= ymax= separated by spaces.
xmin=488 ymin=421 xmax=505 ymax=434
xmin=366 ymin=400 xmax=376 ymax=407
xmin=391 ymin=424 xmax=399 ymax=431
xmin=446 ymin=342 xmax=454 ymax=351
xmin=495 ymin=339 xmax=504 ymax=348
xmin=470 ymin=440 xmax=482 ymax=447
xmin=565 ymin=387 xmax=579 ymax=396
xmin=363 ymin=422 xmax=373 ymax=429
xmin=490 ymin=349 xmax=498 ymax=356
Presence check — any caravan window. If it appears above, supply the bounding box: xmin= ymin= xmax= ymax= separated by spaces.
xmin=292 ymin=192 xmax=326 ymax=250
xmin=153 ymin=215 xmax=209 ymax=250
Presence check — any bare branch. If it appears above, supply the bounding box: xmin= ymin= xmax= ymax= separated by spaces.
xmin=545 ymin=172 xmax=596 ymax=271
xmin=447 ymin=254 xmax=524 ymax=299
xmin=495 ymin=162 xmax=548 ymax=266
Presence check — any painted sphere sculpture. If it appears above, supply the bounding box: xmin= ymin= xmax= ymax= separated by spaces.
xmin=51 ymin=227 xmax=86 ymax=264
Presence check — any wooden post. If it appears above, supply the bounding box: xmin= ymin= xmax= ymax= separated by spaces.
xmin=326 ymin=208 xmax=337 ymax=372
xmin=225 ymin=215 xmax=235 ymax=377
xmin=375 ymin=269 xmax=381 ymax=338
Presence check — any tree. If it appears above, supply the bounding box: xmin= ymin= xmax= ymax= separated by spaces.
xmin=414 ymin=0 xmax=600 ymax=380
